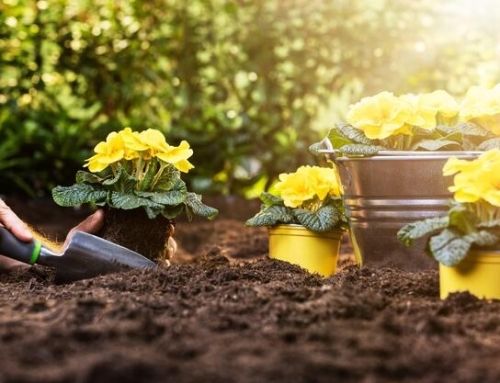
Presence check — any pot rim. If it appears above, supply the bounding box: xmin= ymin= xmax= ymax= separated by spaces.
xmin=318 ymin=149 xmax=482 ymax=161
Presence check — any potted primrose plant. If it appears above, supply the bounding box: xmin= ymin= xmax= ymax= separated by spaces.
xmin=398 ymin=148 xmax=500 ymax=300
xmin=310 ymin=85 xmax=500 ymax=271
xmin=245 ymin=165 xmax=347 ymax=277
xmin=52 ymin=127 xmax=218 ymax=264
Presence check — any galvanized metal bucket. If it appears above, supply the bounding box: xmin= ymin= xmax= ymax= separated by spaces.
xmin=320 ymin=147 xmax=480 ymax=271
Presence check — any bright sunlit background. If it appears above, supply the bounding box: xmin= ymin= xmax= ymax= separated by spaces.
xmin=1 ymin=0 xmax=500 ymax=198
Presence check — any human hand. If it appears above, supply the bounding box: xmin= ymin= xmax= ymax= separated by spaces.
xmin=63 ymin=209 xmax=104 ymax=249
xmin=0 ymin=199 xmax=33 ymax=271
xmin=0 ymin=199 xmax=33 ymax=243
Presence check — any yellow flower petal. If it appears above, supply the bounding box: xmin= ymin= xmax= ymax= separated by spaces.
xmin=84 ymin=131 xmax=125 ymax=172
xmin=155 ymin=140 xmax=194 ymax=173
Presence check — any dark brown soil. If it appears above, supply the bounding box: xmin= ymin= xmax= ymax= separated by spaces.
xmin=2 ymin=196 xmax=500 ymax=383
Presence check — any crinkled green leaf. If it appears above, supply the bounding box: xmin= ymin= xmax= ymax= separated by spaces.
xmin=409 ymin=126 xmax=435 ymax=137
xmin=478 ymin=219 xmax=500 ymax=228
xmin=293 ymin=205 xmax=339 ymax=232
xmin=159 ymin=204 xmax=184 ymax=220
xmin=154 ymin=164 xmax=181 ymax=191
xmin=109 ymin=191 xmax=163 ymax=210
xmin=139 ymin=157 xmax=159 ymax=191
xmin=428 ymin=228 xmax=473 ymax=267
xmin=52 ymin=183 xmax=107 ymax=207
xmin=478 ymin=138 xmax=500 ymax=151
xmin=183 ymin=193 xmax=219 ymax=220
xmin=245 ymin=205 xmax=294 ymax=227
xmin=470 ymin=230 xmax=499 ymax=247
xmin=325 ymin=125 xmax=354 ymax=149
xmin=75 ymin=170 xmax=104 ymax=184
xmin=136 ymin=179 xmax=187 ymax=206
xmin=309 ymin=142 xmax=327 ymax=156
xmin=260 ymin=191 xmax=283 ymax=207
xmin=102 ymin=166 xmax=137 ymax=193
xmin=338 ymin=144 xmax=386 ymax=156
xmin=435 ymin=125 xmax=457 ymax=135
xmin=411 ymin=139 xmax=461 ymax=151
xmin=456 ymin=122 xmax=491 ymax=137
xmin=429 ymin=229 xmax=500 ymax=267
xmin=335 ymin=122 xmax=375 ymax=145
xmin=139 ymin=190 xmax=186 ymax=206
xmin=448 ymin=203 xmax=476 ymax=233
xmin=397 ymin=216 xmax=449 ymax=246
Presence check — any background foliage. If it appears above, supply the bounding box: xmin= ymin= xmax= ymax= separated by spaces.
xmin=1 ymin=0 xmax=500 ymax=197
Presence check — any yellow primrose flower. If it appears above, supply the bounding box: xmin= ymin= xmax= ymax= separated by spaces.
xmin=308 ymin=166 xmax=341 ymax=200
xmin=245 ymin=165 xmax=346 ymax=232
xmin=119 ymin=127 xmax=150 ymax=160
xmin=53 ymin=126 xmax=218 ymax=223
xmin=459 ymin=84 xmax=500 ymax=135
xmin=155 ymin=140 xmax=194 ymax=173
xmin=403 ymin=90 xmax=458 ymax=129
xmin=274 ymin=165 xmax=340 ymax=209
xmin=445 ymin=149 xmax=500 ymax=206
xmin=346 ymin=91 xmax=422 ymax=139
xmin=139 ymin=128 xmax=171 ymax=155
xmin=274 ymin=167 xmax=316 ymax=208
xmin=85 ymin=131 xmax=125 ymax=172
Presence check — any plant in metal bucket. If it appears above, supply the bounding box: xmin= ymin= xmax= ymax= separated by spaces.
xmin=310 ymin=85 xmax=500 ymax=157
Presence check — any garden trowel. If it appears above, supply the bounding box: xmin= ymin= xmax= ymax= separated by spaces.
xmin=0 ymin=226 xmax=156 ymax=283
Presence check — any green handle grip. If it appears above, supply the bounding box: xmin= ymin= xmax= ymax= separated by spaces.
xmin=0 ymin=226 xmax=41 ymax=265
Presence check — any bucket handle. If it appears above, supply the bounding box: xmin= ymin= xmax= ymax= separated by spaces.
xmin=316 ymin=137 xmax=345 ymax=165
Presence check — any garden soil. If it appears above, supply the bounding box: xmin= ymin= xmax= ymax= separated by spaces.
xmin=2 ymin=196 xmax=500 ymax=383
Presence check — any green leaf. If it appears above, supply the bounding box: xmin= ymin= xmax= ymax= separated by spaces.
xmin=428 ymin=228 xmax=472 ymax=267
xmin=338 ymin=144 xmax=386 ymax=156
xmin=397 ymin=216 xmax=449 ymax=246
xmin=245 ymin=205 xmax=295 ymax=227
xmin=435 ymin=125 xmax=457 ymax=135
xmin=478 ymin=138 xmax=500 ymax=151
xmin=409 ymin=125 xmax=435 ymax=137
xmin=478 ymin=219 xmax=500 ymax=228
xmin=102 ymin=165 xmax=137 ymax=193
xmin=109 ymin=191 xmax=163 ymax=210
xmin=259 ymin=191 xmax=283 ymax=207
xmin=308 ymin=142 xmax=326 ymax=156
xmin=75 ymin=170 xmax=104 ymax=184
xmin=138 ymin=189 xmax=186 ymax=206
xmin=139 ymin=157 xmax=159 ymax=191
xmin=469 ymin=230 xmax=499 ymax=247
xmin=335 ymin=122 xmax=375 ymax=145
xmin=448 ymin=203 xmax=475 ymax=233
xmin=136 ymin=178 xmax=187 ymax=206
xmin=52 ymin=184 xmax=107 ymax=207
xmin=429 ymin=229 xmax=500 ymax=267
xmin=411 ymin=139 xmax=461 ymax=151
xmin=183 ymin=193 xmax=219 ymax=220
xmin=325 ymin=125 xmax=354 ymax=149
xmin=293 ymin=205 xmax=339 ymax=232
xmin=159 ymin=204 xmax=184 ymax=220
xmin=154 ymin=164 xmax=181 ymax=191
xmin=456 ymin=122 xmax=491 ymax=137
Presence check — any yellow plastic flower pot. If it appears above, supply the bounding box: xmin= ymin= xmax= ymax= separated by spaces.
xmin=268 ymin=225 xmax=343 ymax=277
xmin=440 ymin=250 xmax=500 ymax=300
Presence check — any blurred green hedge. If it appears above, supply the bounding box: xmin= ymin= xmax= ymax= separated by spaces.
xmin=1 ymin=0 xmax=499 ymax=197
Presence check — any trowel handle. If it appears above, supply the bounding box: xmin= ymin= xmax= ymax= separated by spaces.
xmin=0 ymin=226 xmax=41 ymax=265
